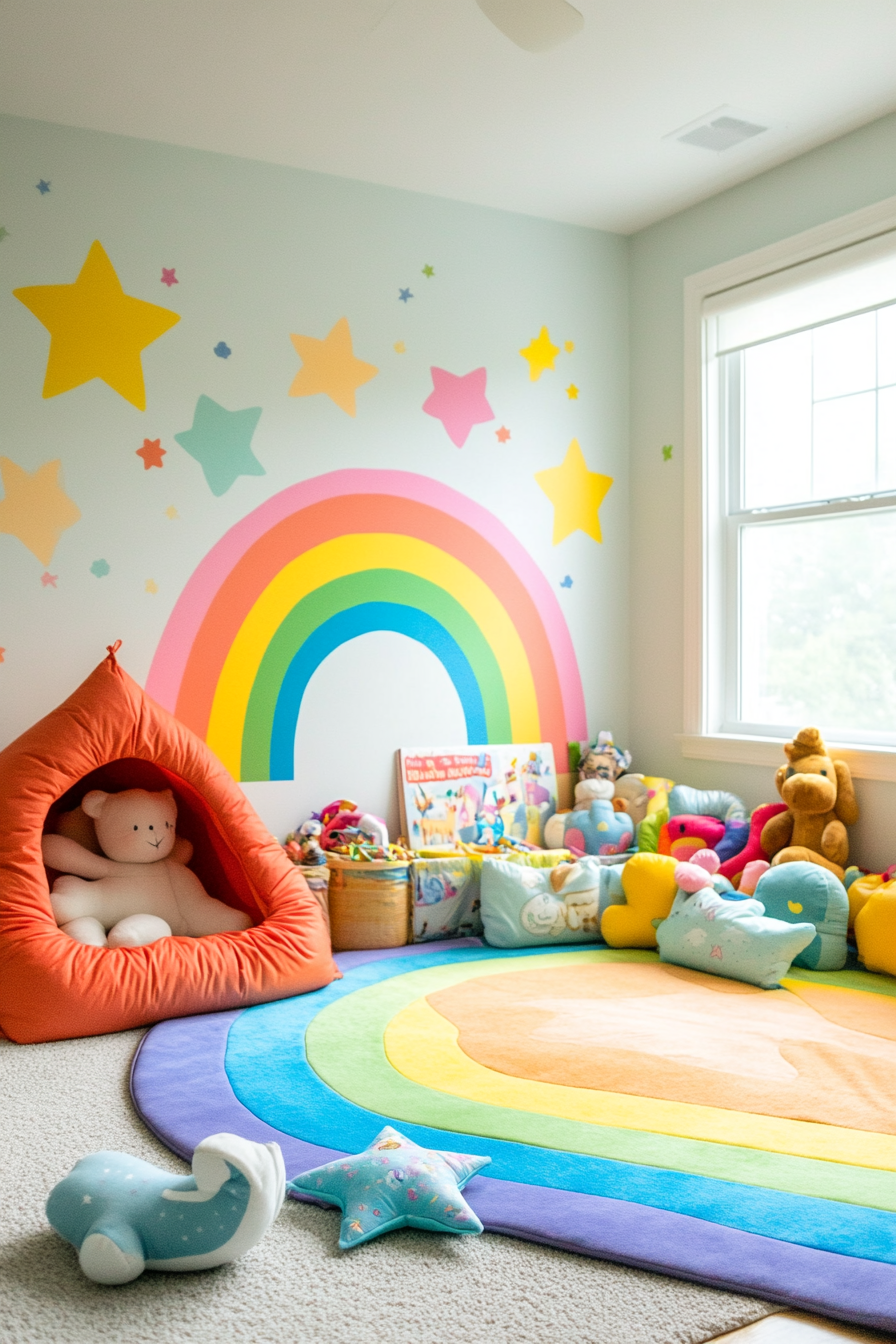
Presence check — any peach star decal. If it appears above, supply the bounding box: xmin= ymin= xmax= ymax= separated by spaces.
xmin=13 ymin=240 xmax=180 ymax=410
xmin=534 ymin=439 xmax=613 ymax=545
xmin=145 ymin=579 xmax=159 ymax=594
xmin=0 ymin=648 xmax=5 ymax=663
xmin=289 ymin=317 xmax=378 ymax=416
xmin=0 ymin=457 xmax=81 ymax=566
xmin=394 ymin=341 xmax=406 ymax=354
xmin=137 ymin=438 xmax=166 ymax=469
xmin=519 ymin=326 xmax=559 ymax=382
xmin=165 ymin=505 xmax=178 ymax=520
xmin=566 ymin=384 xmax=579 ymax=400
xmin=495 ymin=426 xmax=511 ymax=443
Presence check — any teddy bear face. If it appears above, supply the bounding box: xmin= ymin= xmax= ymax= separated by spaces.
xmin=81 ymin=788 xmax=178 ymax=864
xmin=775 ymin=753 xmax=837 ymax=814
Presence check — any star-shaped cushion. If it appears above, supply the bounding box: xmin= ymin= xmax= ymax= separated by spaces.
xmin=288 ymin=1126 xmax=490 ymax=1249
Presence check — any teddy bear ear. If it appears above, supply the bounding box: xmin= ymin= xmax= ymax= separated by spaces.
xmin=81 ymin=790 xmax=109 ymax=819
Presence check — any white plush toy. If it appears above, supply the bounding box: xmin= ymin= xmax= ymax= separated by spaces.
xmin=42 ymin=788 xmax=252 ymax=948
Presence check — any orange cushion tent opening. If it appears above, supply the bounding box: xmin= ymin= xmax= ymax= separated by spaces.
xmin=0 ymin=646 xmax=339 ymax=1044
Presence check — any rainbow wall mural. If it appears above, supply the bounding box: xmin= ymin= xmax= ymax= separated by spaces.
xmin=147 ymin=471 xmax=587 ymax=782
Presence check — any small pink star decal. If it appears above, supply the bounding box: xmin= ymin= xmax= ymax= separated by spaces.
xmin=137 ymin=438 xmax=166 ymax=469
xmin=41 ymin=572 xmax=58 ymax=588
xmin=495 ymin=426 xmax=511 ymax=443
xmin=161 ymin=268 xmax=178 ymax=288
xmin=423 ymin=366 xmax=494 ymax=447
xmin=710 ymin=945 xmax=723 ymax=959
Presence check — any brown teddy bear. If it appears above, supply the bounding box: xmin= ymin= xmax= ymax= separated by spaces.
xmin=760 ymin=727 xmax=858 ymax=881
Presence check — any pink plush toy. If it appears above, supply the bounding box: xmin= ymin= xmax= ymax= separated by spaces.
xmin=42 ymin=788 xmax=252 ymax=948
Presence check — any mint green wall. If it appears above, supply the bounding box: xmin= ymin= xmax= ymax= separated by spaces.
xmin=0 ymin=114 xmax=628 ymax=836
xmin=629 ymin=111 xmax=896 ymax=871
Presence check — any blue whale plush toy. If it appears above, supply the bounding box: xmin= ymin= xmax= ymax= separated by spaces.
xmin=46 ymin=1133 xmax=285 ymax=1284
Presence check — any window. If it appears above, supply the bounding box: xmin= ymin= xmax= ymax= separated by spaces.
xmin=683 ymin=198 xmax=896 ymax=768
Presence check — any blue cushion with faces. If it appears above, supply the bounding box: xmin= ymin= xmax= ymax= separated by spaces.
xmin=480 ymin=857 xmax=608 ymax=948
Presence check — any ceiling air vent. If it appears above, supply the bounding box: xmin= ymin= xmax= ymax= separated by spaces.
xmin=667 ymin=108 xmax=769 ymax=153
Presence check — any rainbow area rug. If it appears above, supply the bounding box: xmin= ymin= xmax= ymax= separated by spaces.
xmin=131 ymin=940 xmax=896 ymax=1330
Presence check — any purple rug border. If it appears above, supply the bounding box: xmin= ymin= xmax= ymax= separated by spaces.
xmin=130 ymin=942 xmax=896 ymax=1332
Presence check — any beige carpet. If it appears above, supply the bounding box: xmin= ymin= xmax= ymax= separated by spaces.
xmin=0 ymin=1028 xmax=776 ymax=1344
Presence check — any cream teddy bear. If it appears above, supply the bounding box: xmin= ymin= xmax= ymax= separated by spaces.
xmin=42 ymin=788 xmax=252 ymax=948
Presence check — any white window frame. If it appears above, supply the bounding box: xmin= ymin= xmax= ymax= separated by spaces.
xmin=680 ymin=192 xmax=896 ymax=783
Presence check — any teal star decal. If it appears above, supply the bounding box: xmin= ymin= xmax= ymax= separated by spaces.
xmin=288 ymin=1126 xmax=489 ymax=1250
xmin=0 ymin=227 xmax=9 ymax=243
xmin=174 ymin=395 xmax=264 ymax=496
xmin=662 ymin=444 xmax=673 ymax=461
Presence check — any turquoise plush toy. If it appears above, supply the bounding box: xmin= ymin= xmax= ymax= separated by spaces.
xmin=481 ymin=856 xmax=615 ymax=948
xmin=668 ymin=786 xmax=747 ymax=823
xmin=46 ymin=1133 xmax=285 ymax=1284
xmin=656 ymin=859 xmax=816 ymax=989
xmin=752 ymin=861 xmax=849 ymax=971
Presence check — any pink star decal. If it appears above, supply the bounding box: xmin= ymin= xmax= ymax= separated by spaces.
xmin=137 ymin=438 xmax=166 ymax=470
xmin=710 ymin=945 xmax=723 ymax=960
xmin=41 ymin=572 xmax=58 ymax=588
xmin=160 ymin=268 xmax=178 ymax=288
xmin=423 ymin=366 xmax=494 ymax=447
xmin=495 ymin=426 xmax=511 ymax=443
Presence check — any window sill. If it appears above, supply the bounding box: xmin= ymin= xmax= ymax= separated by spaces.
xmin=676 ymin=733 xmax=896 ymax=784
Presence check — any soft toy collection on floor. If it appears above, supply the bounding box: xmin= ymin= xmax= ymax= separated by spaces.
xmin=6 ymin=662 xmax=894 ymax=1280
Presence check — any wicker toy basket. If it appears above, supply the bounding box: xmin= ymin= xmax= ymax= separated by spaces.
xmin=326 ymin=855 xmax=411 ymax=951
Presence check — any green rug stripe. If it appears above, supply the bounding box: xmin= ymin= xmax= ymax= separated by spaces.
xmin=784 ymin=965 xmax=896 ymax=998
xmin=303 ymin=952 xmax=896 ymax=1213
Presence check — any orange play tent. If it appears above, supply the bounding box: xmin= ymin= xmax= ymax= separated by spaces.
xmin=0 ymin=646 xmax=338 ymax=1043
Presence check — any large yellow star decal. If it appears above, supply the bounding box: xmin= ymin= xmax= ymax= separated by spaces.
xmin=13 ymin=240 xmax=180 ymax=410
xmin=0 ymin=457 xmax=81 ymax=565
xmin=289 ymin=317 xmax=378 ymax=416
xmin=535 ymin=439 xmax=613 ymax=544
xmin=519 ymin=326 xmax=559 ymax=382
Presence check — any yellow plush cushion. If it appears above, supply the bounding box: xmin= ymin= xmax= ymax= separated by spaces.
xmin=600 ymin=853 xmax=678 ymax=949
xmin=855 ymin=882 xmax=896 ymax=976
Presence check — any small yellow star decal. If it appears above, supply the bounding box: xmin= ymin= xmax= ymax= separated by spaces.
xmin=534 ymin=439 xmax=613 ymax=545
xmin=519 ymin=326 xmax=559 ymax=382
xmin=165 ymin=505 xmax=178 ymax=519
xmin=145 ymin=579 xmax=159 ymax=594
xmin=566 ymin=384 xmax=579 ymax=400
xmin=13 ymin=240 xmax=180 ymax=410
xmin=394 ymin=340 xmax=406 ymax=354
xmin=289 ymin=317 xmax=378 ymax=416
xmin=564 ymin=340 xmax=575 ymax=353
xmin=0 ymin=457 xmax=81 ymax=565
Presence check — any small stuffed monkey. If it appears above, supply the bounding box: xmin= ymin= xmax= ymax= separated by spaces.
xmin=42 ymin=788 xmax=252 ymax=948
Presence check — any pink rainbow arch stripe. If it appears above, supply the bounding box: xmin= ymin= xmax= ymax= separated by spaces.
xmin=147 ymin=470 xmax=586 ymax=774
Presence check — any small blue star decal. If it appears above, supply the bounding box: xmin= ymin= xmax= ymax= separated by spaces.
xmin=213 ymin=341 xmax=232 ymax=359
xmin=36 ymin=180 xmax=51 ymax=195
xmin=398 ymin=288 xmax=413 ymax=303
xmin=560 ymin=575 xmax=573 ymax=589
xmin=288 ymin=1126 xmax=489 ymax=1250
xmin=174 ymin=395 xmax=264 ymax=496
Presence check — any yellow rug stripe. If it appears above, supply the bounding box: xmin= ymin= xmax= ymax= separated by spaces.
xmin=383 ymin=996 xmax=896 ymax=1171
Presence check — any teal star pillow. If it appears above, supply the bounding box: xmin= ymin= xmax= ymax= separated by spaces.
xmin=288 ymin=1126 xmax=490 ymax=1249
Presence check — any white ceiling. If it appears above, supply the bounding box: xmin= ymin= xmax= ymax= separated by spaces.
xmin=1 ymin=0 xmax=895 ymax=233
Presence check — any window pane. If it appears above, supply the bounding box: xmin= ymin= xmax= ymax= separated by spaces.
xmin=743 ymin=333 xmax=812 ymax=509
xmin=879 ymin=305 xmax=896 ymax=388
xmin=740 ymin=510 xmax=896 ymax=732
xmin=812 ymin=390 xmax=877 ymax=499
xmin=879 ymin=385 xmax=896 ymax=491
xmin=812 ymin=311 xmax=876 ymax=400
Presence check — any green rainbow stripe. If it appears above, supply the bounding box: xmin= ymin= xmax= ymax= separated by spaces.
xmin=241 ymin=570 xmax=513 ymax=780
